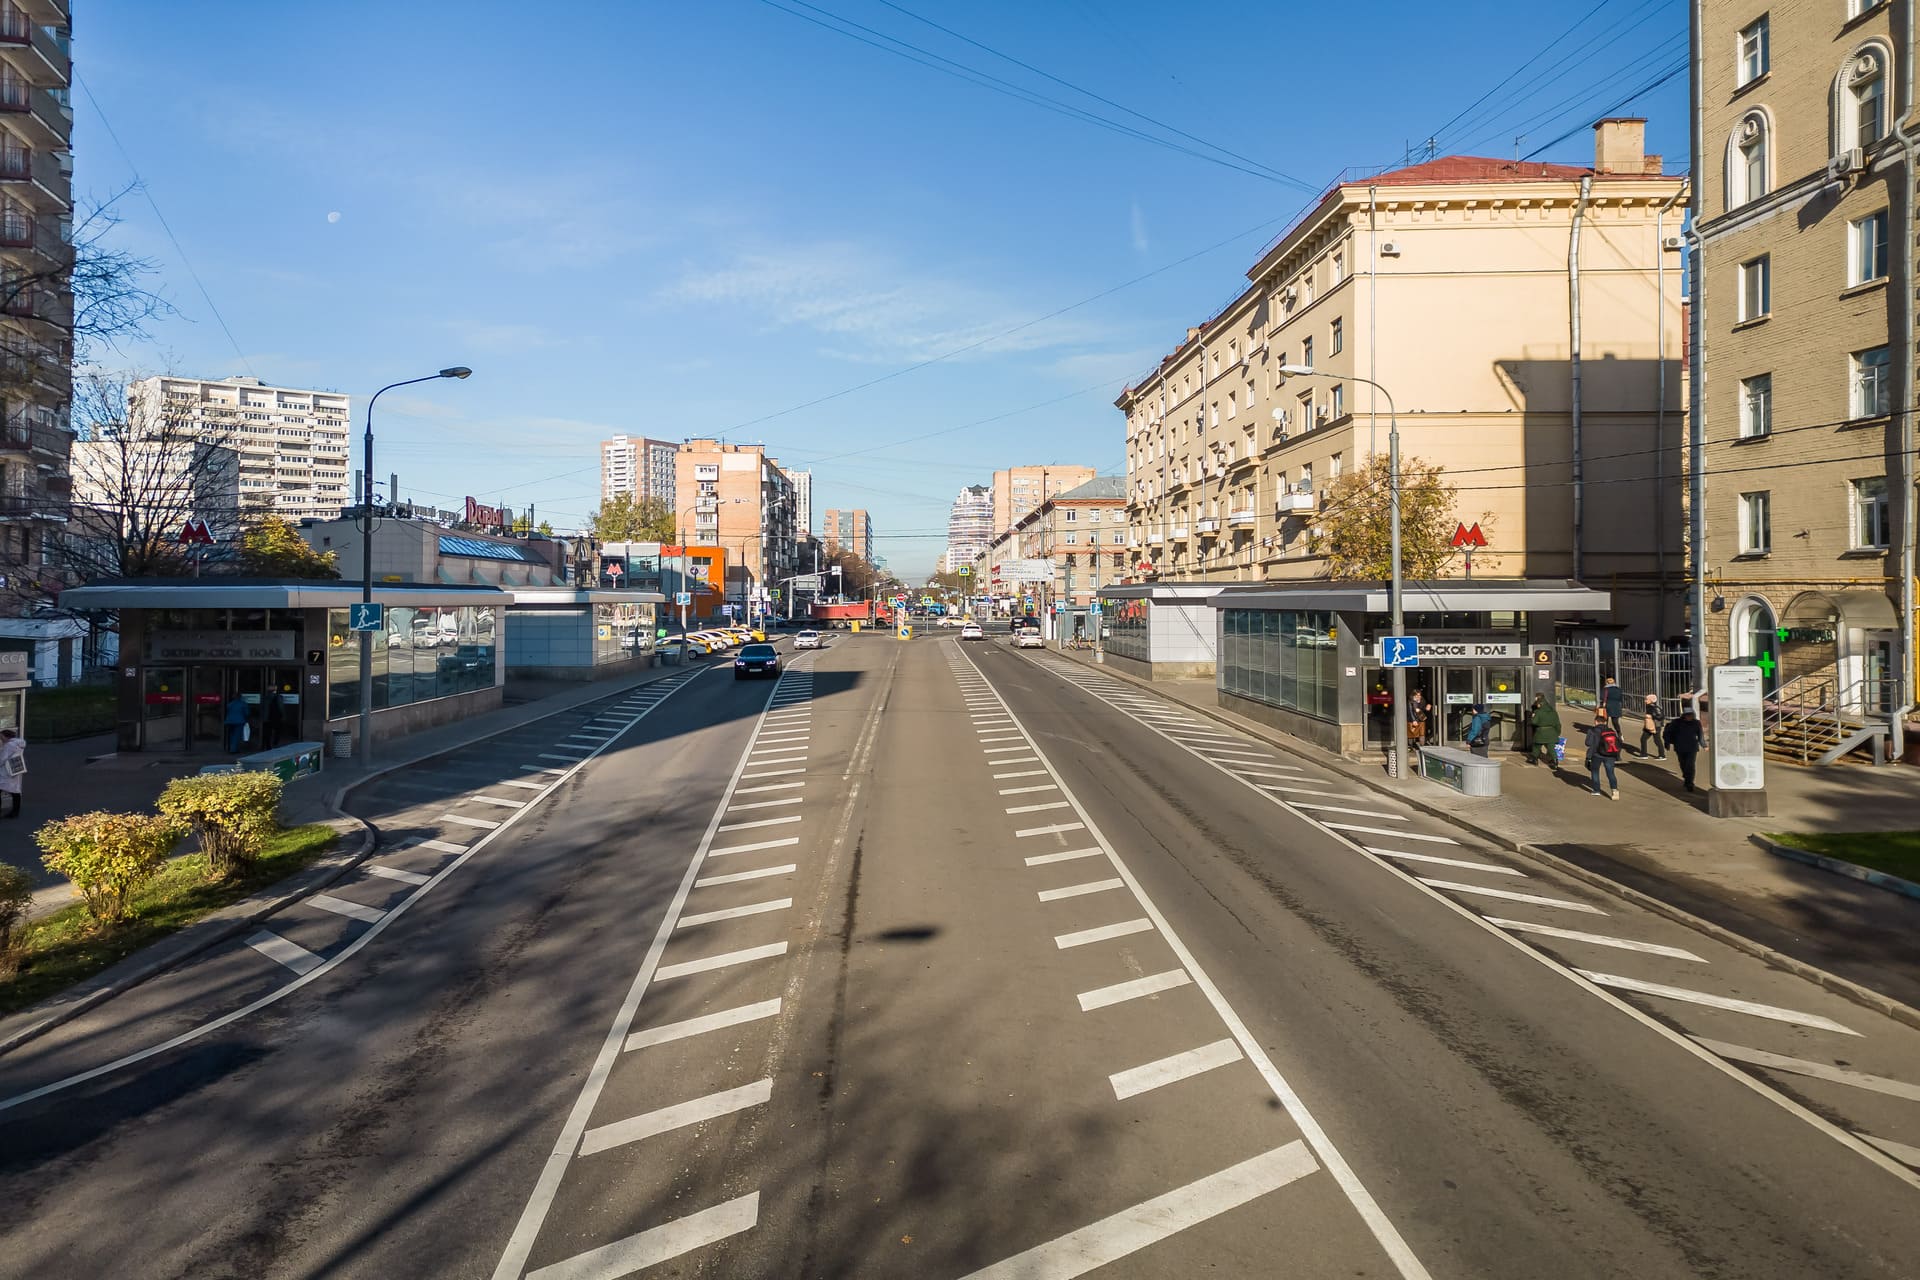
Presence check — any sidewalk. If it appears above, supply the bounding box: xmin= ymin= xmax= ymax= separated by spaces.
xmin=1059 ymin=648 xmax=1920 ymax=1015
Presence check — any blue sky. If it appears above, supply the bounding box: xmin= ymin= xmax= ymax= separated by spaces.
xmin=79 ymin=0 xmax=1687 ymax=576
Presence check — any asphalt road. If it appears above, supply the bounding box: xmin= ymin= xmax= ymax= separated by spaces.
xmin=0 ymin=632 xmax=1915 ymax=1279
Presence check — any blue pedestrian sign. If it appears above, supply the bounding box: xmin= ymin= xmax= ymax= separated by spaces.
xmin=675 ymin=592 xmax=693 ymax=607
xmin=1381 ymin=635 xmax=1419 ymax=667
xmin=348 ymin=602 xmax=384 ymax=632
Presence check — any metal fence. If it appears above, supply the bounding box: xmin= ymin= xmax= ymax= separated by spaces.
xmin=1555 ymin=638 xmax=1695 ymax=717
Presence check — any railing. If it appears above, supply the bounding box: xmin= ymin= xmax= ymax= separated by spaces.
xmin=0 ymin=5 xmax=29 ymax=43
xmin=1227 ymin=509 xmax=1256 ymax=526
xmin=1762 ymin=671 xmax=1897 ymax=764
xmin=0 ymin=75 xmax=27 ymax=111
xmin=1195 ymin=517 xmax=1220 ymax=535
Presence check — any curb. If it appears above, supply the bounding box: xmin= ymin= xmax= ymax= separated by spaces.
xmin=0 ymin=662 xmax=698 ymax=1058
xmin=1757 ymin=836 xmax=1920 ymax=903
xmin=1048 ymin=646 xmax=1920 ymax=1037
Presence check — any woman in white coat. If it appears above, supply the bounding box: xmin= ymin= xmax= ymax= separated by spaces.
xmin=0 ymin=728 xmax=22 ymax=819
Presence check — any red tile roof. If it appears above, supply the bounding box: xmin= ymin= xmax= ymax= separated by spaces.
xmin=1350 ymin=155 xmax=1596 ymax=187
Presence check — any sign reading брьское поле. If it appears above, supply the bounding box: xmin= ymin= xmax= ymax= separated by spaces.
xmin=148 ymin=631 xmax=298 ymax=662
xmin=1371 ymin=639 xmax=1524 ymax=661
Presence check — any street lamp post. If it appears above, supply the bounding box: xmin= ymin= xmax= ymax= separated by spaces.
xmin=1278 ymin=364 xmax=1407 ymax=781
xmin=358 ymin=367 xmax=471 ymax=764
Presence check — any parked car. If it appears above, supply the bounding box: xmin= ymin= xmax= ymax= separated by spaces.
xmin=1015 ymin=631 xmax=1045 ymax=649
xmin=938 ymin=616 xmax=961 ymax=628
xmin=960 ymin=622 xmax=985 ymax=641
xmin=734 ymin=642 xmax=780 ymax=679
xmin=793 ymin=630 xmax=823 ymax=649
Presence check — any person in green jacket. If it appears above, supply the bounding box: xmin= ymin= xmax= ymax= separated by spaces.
xmin=1528 ymin=694 xmax=1561 ymax=765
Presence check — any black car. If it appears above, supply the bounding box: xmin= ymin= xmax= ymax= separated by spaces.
xmin=734 ymin=643 xmax=780 ymax=679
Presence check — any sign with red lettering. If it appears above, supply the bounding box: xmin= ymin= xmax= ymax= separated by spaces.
xmin=464 ymin=497 xmax=506 ymax=528
xmin=1450 ymin=522 xmax=1488 ymax=549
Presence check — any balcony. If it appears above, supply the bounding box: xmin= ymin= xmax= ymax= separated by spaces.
xmin=0 ymin=76 xmax=67 ymax=150
xmin=0 ymin=488 xmax=64 ymax=520
xmin=1195 ymin=517 xmax=1221 ymax=537
xmin=0 ymin=7 xmax=69 ymax=85
xmin=0 ymin=141 xmax=65 ymax=210
xmin=1147 ymin=531 xmax=1165 ymax=546
xmin=1277 ymin=490 xmax=1317 ymax=514
xmin=1169 ymin=524 xmax=1190 ymax=542
xmin=0 ymin=205 xmax=69 ymax=269
xmin=1227 ymin=508 xmax=1257 ymax=527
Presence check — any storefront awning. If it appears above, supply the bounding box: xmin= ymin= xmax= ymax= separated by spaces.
xmin=1206 ymin=580 xmax=1611 ymax=613
xmin=58 ymin=580 xmax=513 ymax=610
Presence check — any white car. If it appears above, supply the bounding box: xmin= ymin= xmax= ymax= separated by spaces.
xmin=938 ymin=616 xmax=961 ymax=628
xmin=960 ymin=622 xmax=985 ymax=641
xmin=793 ymin=630 xmax=823 ymax=649
xmin=1015 ymin=631 xmax=1045 ymax=649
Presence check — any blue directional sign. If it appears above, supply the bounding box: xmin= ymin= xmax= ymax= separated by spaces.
xmin=348 ymin=602 xmax=384 ymax=632
xmin=675 ymin=591 xmax=693 ymax=607
xmin=1381 ymin=635 xmax=1420 ymax=667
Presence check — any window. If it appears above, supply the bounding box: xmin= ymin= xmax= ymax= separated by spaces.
xmin=1728 ymin=113 xmax=1769 ymax=205
xmin=1852 ymin=477 xmax=1890 ymax=548
xmin=1739 ymin=491 xmax=1772 ymax=554
xmin=1063 ymin=508 xmax=1076 ymax=522
xmin=1111 ymin=552 xmax=1124 ymax=569
xmin=1332 ymin=251 xmax=1345 ymax=284
xmin=1740 ymin=373 xmax=1772 ymax=438
xmin=1087 ymin=509 xmax=1101 ymax=523
xmin=1850 ymin=209 xmax=1888 ymax=284
xmin=1329 ymin=451 xmax=1343 ymax=480
xmin=1331 ymin=384 xmax=1344 ymax=417
xmin=1301 ymin=336 xmax=1314 ymax=368
xmin=1064 ymin=531 xmax=1077 ymax=545
xmin=1849 ymin=52 xmax=1886 ymax=148
xmin=1225 ymin=391 xmax=1237 ymax=420
xmin=1738 ymin=16 xmax=1768 ymax=86
xmin=1737 ymin=255 xmax=1770 ymax=321
xmin=1729 ymin=597 xmax=1779 ymax=672
xmin=1298 ymin=391 xmax=1315 ymax=429
xmin=1331 ymin=317 xmax=1344 ymax=354
xmin=1852 ymin=345 xmax=1891 ymax=417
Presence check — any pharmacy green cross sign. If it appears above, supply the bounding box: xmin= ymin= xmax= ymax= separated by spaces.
xmin=1756 ymin=651 xmax=1777 ymax=678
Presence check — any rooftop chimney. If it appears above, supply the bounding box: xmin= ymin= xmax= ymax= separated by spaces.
xmin=1593 ymin=117 xmax=1646 ymax=175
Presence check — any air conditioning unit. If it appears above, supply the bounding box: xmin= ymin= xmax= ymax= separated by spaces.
xmin=1316 ymin=407 xmax=1331 ymax=424
xmin=1661 ymin=235 xmax=1684 ymax=251
xmin=1379 ymin=241 xmax=1402 ymax=257
xmin=1829 ymin=147 xmax=1867 ymax=179
xmin=1282 ymin=286 xmax=1298 ymax=304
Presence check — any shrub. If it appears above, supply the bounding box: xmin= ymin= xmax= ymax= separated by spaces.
xmin=0 ymin=862 xmax=31 ymax=955
xmin=35 ymin=812 xmax=183 ymax=924
xmin=158 ymin=772 xmax=285 ymax=879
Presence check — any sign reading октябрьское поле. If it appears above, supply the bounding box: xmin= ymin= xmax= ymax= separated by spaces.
xmin=148 ymin=631 xmax=298 ymax=662
xmin=1373 ymin=640 xmax=1523 ymax=661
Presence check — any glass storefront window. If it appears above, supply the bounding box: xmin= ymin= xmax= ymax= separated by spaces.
xmin=327 ymin=604 xmax=498 ymax=719
xmin=1221 ymin=609 xmax=1339 ymax=720
xmin=1104 ymin=599 xmax=1150 ymax=662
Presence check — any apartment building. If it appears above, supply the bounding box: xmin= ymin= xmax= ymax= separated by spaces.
xmin=129 ymin=375 xmax=352 ymax=520
xmin=599 ymin=434 xmax=677 ymax=504
xmin=674 ymin=439 xmax=799 ymax=616
xmin=945 ymin=483 xmax=992 ymax=573
xmin=1011 ymin=477 xmax=1127 ymax=629
xmin=990 ymin=465 xmax=1096 ymax=544
xmin=786 ymin=468 xmax=812 ymax=538
xmin=1691 ymin=0 xmax=1915 ymax=744
xmin=1120 ymin=120 xmax=1687 ymax=635
xmin=70 ymin=437 xmax=242 ymax=541
xmin=0 ymin=0 xmax=73 ymax=622
xmin=821 ymin=507 xmax=873 ymax=561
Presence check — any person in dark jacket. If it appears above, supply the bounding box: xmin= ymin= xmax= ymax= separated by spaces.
xmin=1528 ymin=694 xmax=1561 ymax=765
xmin=1601 ymin=676 xmax=1625 ymax=727
xmin=1662 ymin=707 xmax=1705 ymax=792
xmin=1586 ymin=710 xmax=1622 ymax=798
xmin=1464 ymin=704 xmax=1493 ymax=758
xmin=1638 ymin=692 xmax=1667 ymax=759
xmin=223 ymin=694 xmax=252 ymax=753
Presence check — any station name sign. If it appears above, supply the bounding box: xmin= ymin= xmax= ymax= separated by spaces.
xmin=464 ymin=497 xmax=508 ymax=528
xmin=149 ymin=630 xmax=298 ymax=662
xmin=1374 ymin=639 xmax=1523 ymax=661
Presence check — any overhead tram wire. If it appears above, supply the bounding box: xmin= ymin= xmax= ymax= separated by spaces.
xmin=1523 ymin=58 xmax=1690 ymax=160
xmin=1456 ymin=37 xmax=1687 ymax=157
xmin=1420 ymin=0 xmax=1623 ymax=149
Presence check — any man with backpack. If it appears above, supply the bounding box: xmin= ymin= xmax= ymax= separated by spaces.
xmin=1586 ymin=709 xmax=1622 ymax=798
xmin=1464 ymin=703 xmax=1493 ymax=758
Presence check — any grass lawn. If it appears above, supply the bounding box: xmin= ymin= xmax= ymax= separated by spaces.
xmin=1767 ymin=830 xmax=1920 ymax=885
xmin=24 ymin=685 xmax=117 ymax=741
xmin=0 ymin=824 xmax=339 ymax=1017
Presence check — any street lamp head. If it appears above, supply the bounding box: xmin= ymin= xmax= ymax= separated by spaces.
xmin=1276 ymin=363 xmax=1315 ymax=378
xmin=439 ymin=367 xmax=473 ymax=380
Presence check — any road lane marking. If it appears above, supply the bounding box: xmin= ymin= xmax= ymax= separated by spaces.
xmin=246 ymin=931 xmax=322 ymax=976
xmin=1692 ymin=1038 xmax=1920 ymax=1100
xmin=500 ymin=779 xmax=547 ymax=790
xmin=1257 ymin=784 xmax=1355 ymax=797
xmin=1859 ymin=1134 xmax=1920 ymax=1168
xmin=727 ymin=796 xmax=804 ymax=811
xmin=1110 ymin=1038 xmax=1246 ymax=1100
xmin=708 ymin=837 xmax=802 ymax=857
xmin=1324 ymin=823 xmax=1456 ymax=843
xmin=366 ymin=864 xmax=431 ymax=886
xmin=468 ymin=794 xmax=528 ymax=809
xmin=1418 ymin=879 xmax=1604 ymax=913
xmin=992 ymin=755 xmax=1040 ymax=764
xmin=441 ymin=813 xmax=502 ymax=830
xmin=995 ymin=769 xmax=1048 ymax=780
xmin=578 ymin=1079 xmax=774 ymax=1157
xmin=653 ymin=941 xmax=790 ymax=983
xmin=307 ymin=893 xmax=386 ymax=924
xmin=523 ymin=1193 xmax=760 ymax=1280
xmin=1078 ymin=969 xmax=1192 ymax=1011
xmin=417 ymin=838 xmax=470 ymax=854
xmin=742 ymin=767 xmax=805 ymax=779
xmin=1578 ymin=973 xmax=1860 ymax=1035
xmin=1026 ymin=848 xmax=1104 ymax=867
xmin=1489 ymin=918 xmax=1705 ymax=962
xmin=1006 ymin=801 xmax=1072 ymax=815
xmin=1364 ymin=848 xmax=1525 ymax=875
xmin=627 ymin=999 xmax=783 ymax=1052
xmin=1037 ymin=878 xmax=1125 ymax=902
xmin=1017 ymin=821 xmax=1087 ymax=837
xmin=678 ymin=898 xmax=793 ymax=929
xmin=960 ymin=1142 xmax=1317 ymax=1280
xmin=694 ymin=864 xmax=798 ymax=887
xmin=735 ymin=781 xmax=805 ymax=794
xmin=985 ymin=745 xmax=1036 ymax=755
xmin=1237 ymin=765 xmax=1309 ymax=776
xmin=716 ymin=814 xmax=802 ymax=833
xmin=537 ymin=753 xmax=584 ymax=763
xmin=999 ymin=784 xmax=1060 ymax=795
xmin=1289 ymin=803 xmax=1406 ymax=820
xmin=1055 ymin=918 xmax=1154 ymax=949
xmin=980 ymin=735 xmax=1027 ymax=744
xmin=1204 ymin=751 xmax=1277 ymax=762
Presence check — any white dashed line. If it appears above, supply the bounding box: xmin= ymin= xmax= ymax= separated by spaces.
xmin=1025 ymin=847 xmax=1105 ymax=867
xmin=1365 ymin=848 xmax=1525 ymax=875
xmin=365 ymin=864 xmax=431 ymax=887
xmin=626 ymin=999 xmax=783 ymax=1052
xmin=1037 ymin=878 xmax=1126 ymax=902
xmin=1077 ymin=968 xmax=1193 ymax=1011
xmin=523 ymin=1194 xmax=759 ymax=1280
xmin=1488 ymin=918 xmax=1705 ymax=962
xmin=1109 ymin=1039 xmax=1246 ymax=1100
xmin=653 ymin=941 xmax=790 ymax=983
xmin=1578 ymin=972 xmax=1860 ymax=1035
xmin=440 ymin=813 xmax=502 ymax=830
xmin=245 ymin=930 xmax=322 ymax=976
xmin=578 ymin=1079 xmax=774 ymax=1157
xmin=1418 ymin=879 xmax=1604 ymax=913
xmin=677 ymin=898 xmax=794 ymax=929
xmin=306 ymin=893 xmax=386 ymax=925
xmin=1054 ymin=918 xmax=1154 ymax=949
xmin=1693 ymin=1038 xmax=1920 ymax=1099
xmin=694 ymin=864 xmax=798 ymax=888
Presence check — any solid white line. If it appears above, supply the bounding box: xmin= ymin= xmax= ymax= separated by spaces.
xmin=499 ymin=779 xmax=547 ymax=790
xmin=960 ymin=1143 xmax=1316 ymax=1280
xmin=1055 ymin=918 xmax=1154 ymax=949
xmin=1026 ymin=847 xmax=1104 ymax=867
xmin=678 ymin=898 xmax=793 ymax=929
xmin=1078 ymin=969 xmax=1192 ymax=1012
xmin=578 ymin=1079 xmax=774 ymax=1157
xmin=995 ymin=770 xmax=1048 ymax=780
xmin=1859 ymin=1134 xmax=1920 ymax=1168
xmin=717 ymin=814 xmax=802 ymax=833
xmin=627 ymin=999 xmax=783 ymax=1052
xmin=695 ymin=864 xmax=797 ymax=887
xmin=999 ymin=784 xmax=1060 ymax=795
xmin=1006 ymin=801 xmax=1072 ymax=815
xmin=654 ymin=941 xmax=790 ymax=983
xmin=1488 ymin=918 xmax=1705 ymax=962
xmin=1017 ymin=822 xmax=1086 ymax=837
xmin=1323 ymin=823 xmax=1456 ymax=844
xmin=1692 ymin=1038 xmax=1920 ymax=1100
xmin=1037 ymin=878 xmax=1125 ymax=902
xmin=1288 ymin=803 xmax=1405 ymax=820
xmin=468 ymin=794 xmax=528 ymax=809
xmin=523 ymin=1193 xmax=760 ymax=1280
xmin=1364 ymin=848 xmax=1525 ymax=875
xmin=1419 ymin=879 xmax=1604 ymax=913
xmin=727 ymin=796 xmax=804 ymax=811
xmin=417 ymin=838 xmax=470 ymax=854
xmin=245 ymin=930 xmax=322 ymax=976
xmin=1578 ymin=972 xmax=1860 ymax=1035
xmin=307 ymin=893 xmax=386 ymax=925
xmin=440 ymin=813 xmax=502 ymax=830
xmin=708 ymin=837 xmax=801 ymax=857
xmin=735 ymin=781 xmax=805 ymax=794
xmin=365 ymin=864 xmax=431 ymax=887
xmin=1110 ymin=1038 xmax=1245 ymax=1100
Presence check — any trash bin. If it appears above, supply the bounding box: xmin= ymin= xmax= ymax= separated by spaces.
xmin=329 ymin=729 xmax=353 ymax=760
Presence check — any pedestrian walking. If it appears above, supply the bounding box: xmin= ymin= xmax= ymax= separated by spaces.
xmin=1638 ymin=692 xmax=1667 ymax=759
xmin=1406 ymin=690 xmax=1429 ymax=751
xmin=1663 ymin=707 xmax=1705 ymax=792
xmin=1586 ymin=709 xmax=1622 ymax=798
xmin=261 ymin=687 xmax=285 ymax=751
xmin=0 ymin=728 xmax=24 ymax=818
xmin=1528 ymin=694 xmax=1561 ymax=765
xmin=1601 ymin=676 xmax=1625 ymax=727
xmin=224 ymin=693 xmax=252 ymax=754
xmin=1464 ymin=703 xmax=1493 ymax=758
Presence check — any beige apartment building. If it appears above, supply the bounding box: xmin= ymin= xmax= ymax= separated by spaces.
xmin=129 ymin=376 xmax=353 ymax=520
xmin=1120 ymin=120 xmax=1689 ymax=640
xmin=990 ymin=465 xmax=1095 ymax=546
xmin=1009 ymin=477 xmax=1126 ymax=628
xmin=599 ymin=434 xmax=677 ymax=504
xmin=674 ymin=439 xmax=799 ymax=616
xmin=821 ymin=507 xmax=873 ymax=561
xmin=1691 ymin=0 xmax=1915 ymax=753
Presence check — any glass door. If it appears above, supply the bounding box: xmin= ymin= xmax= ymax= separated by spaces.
xmin=1482 ymin=666 xmax=1524 ymax=745
xmin=190 ymin=667 xmax=228 ymax=750
xmin=145 ymin=666 xmax=187 ymax=749
xmin=1441 ymin=666 xmax=1476 ymax=744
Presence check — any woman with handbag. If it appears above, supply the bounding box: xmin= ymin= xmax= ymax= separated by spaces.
xmin=0 ymin=728 xmax=24 ymax=818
